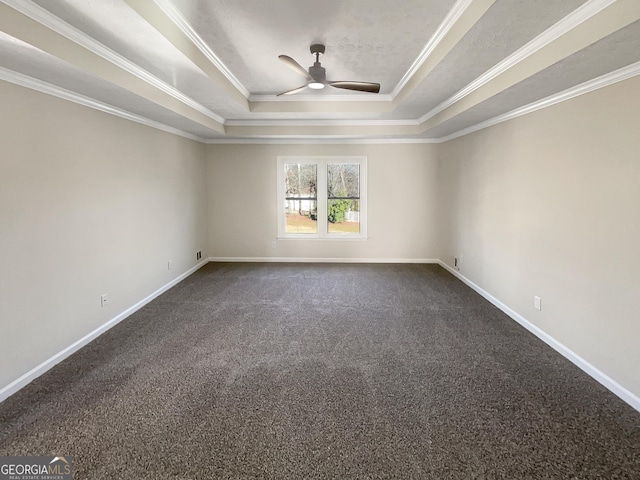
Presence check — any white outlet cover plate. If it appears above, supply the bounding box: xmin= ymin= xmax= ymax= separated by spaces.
xmin=534 ymin=296 xmax=542 ymax=310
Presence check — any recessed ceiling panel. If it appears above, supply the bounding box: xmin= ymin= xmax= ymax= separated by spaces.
xmin=0 ymin=32 xmax=222 ymax=139
xmin=422 ymin=19 xmax=640 ymax=139
xmin=1 ymin=0 xmax=637 ymax=142
xmin=399 ymin=0 xmax=589 ymax=118
xmin=29 ymin=0 xmax=247 ymax=119
xmin=168 ymin=0 xmax=457 ymax=95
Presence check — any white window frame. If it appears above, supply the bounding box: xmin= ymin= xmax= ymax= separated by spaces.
xmin=277 ymin=156 xmax=367 ymax=240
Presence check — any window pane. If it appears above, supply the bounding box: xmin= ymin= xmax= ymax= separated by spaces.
xmin=327 ymin=164 xmax=360 ymax=234
xmin=328 ymin=199 xmax=360 ymax=234
xmin=285 ymin=163 xmax=317 ymax=198
xmin=286 ymin=200 xmax=317 ymax=233
xmin=284 ymin=163 xmax=317 ymax=234
xmin=327 ymin=164 xmax=359 ymax=198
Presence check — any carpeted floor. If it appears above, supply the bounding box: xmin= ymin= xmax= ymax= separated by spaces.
xmin=0 ymin=263 xmax=638 ymax=479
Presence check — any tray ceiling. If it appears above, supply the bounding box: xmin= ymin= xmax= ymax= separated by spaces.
xmin=0 ymin=0 xmax=639 ymax=143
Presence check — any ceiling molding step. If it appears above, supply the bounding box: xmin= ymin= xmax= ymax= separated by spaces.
xmin=417 ymin=0 xmax=621 ymax=125
xmin=418 ymin=0 xmax=640 ymax=131
xmin=392 ymin=0 xmax=497 ymax=107
xmin=248 ymin=100 xmax=396 ymax=113
xmin=8 ymin=56 xmax=635 ymax=148
xmin=226 ymin=60 xmax=640 ymax=144
xmin=224 ymin=124 xmax=423 ymax=138
xmin=391 ymin=0 xmax=478 ymax=97
xmin=224 ymin=119 xmax=421 ymax=127
xmin=206 ymin=138 xmax=438 ymax=145
xmin=122 ymin=0 xmax=247 ymax=109
xmin=0 ymin=0 xmax=226 ymax=132
xmin=151 ymin=0 xmax=250 ymax=100
xmin=0 ymin=67 xmax=207 ymax=143
xmin=436 ymin=60 xmax=640 ymax=143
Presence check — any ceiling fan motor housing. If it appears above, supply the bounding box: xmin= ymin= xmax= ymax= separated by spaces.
xmin=309 ymin=64 xmax=326 ymax=82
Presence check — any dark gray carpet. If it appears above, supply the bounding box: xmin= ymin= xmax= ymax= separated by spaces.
xmin=0 ymin=263 xmax=638 ymax=479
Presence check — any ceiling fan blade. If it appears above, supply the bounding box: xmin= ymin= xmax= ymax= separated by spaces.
xmin=276 ymin=84 xmax=308 ymax=96
xmin=328 ymin=81 xmax=380 ymax=94
xmin=278 ymin=55 xmax=312 ymax=81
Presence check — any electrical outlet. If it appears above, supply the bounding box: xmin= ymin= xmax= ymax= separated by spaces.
xmin=534 ymin=296 xmax=542 ymax=311
xmin=271 ymin=241 xmax=277 ymax=249
xmin=168 ymin=261 xmax=172 ymax=270
xmin=100 ymin=294 xmax=108 ymax=308
xmin=196 ymin=251 xmax=202 ymax=260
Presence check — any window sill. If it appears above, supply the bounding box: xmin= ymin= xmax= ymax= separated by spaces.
xmin=277 ymin=235 xmax=369 ymax=241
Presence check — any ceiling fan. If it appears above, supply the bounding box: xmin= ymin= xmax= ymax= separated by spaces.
xmin=277 ymin=44 xmax=380 ymax=96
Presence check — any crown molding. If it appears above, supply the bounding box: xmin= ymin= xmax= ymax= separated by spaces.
xmin=436 ymin=60 xmax=640 ymax=143
xmin=0 ymin=67 xmax=208 ymax=143
xmin=391 ymin=0 xmax=475 ymax=98
xmin=152 ymin=0 xmax=250 ymax=99
xmin=418 ymin=0 xmax=617 ymax=124
xmin=206 ymin=137 xmax=437 ymax=145
xmin=4 ymin=59 xmax=637 ymax=147
xmin=224 ymin=119 xmax=420 ymax=127
xmin=1 ymin=0 xmax=225 ymax=125
xmin=3 ymin=0 xmax=622 ymax=135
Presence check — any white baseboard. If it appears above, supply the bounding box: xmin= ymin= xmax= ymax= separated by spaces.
xmin=208 ymin=256 xmax=440 ymax=264
xmin=0 ymin=260 xmax=209 ymax=404
xmin=3 ymin=257 xmax=638 ymax=414
xmin=438 ymin=261 xmax=640 ymax=413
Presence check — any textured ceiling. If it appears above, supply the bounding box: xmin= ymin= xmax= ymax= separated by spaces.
xmin=395 ymin=0 xmax=588 ymax=117
xmin=422 ymin=19 xmax=640 ymax=139
xmin=167 ymin=0 xmax=456 ymax=95
xmin=1 ymin=0 xmax=639 ymax=142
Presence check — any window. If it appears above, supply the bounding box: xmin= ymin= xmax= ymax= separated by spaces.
xmin=277 ymin=156 xmax=367 ymax=239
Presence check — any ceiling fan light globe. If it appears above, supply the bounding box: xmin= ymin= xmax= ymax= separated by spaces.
xmin=308 ymin=82 xmax=325 ymax=90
